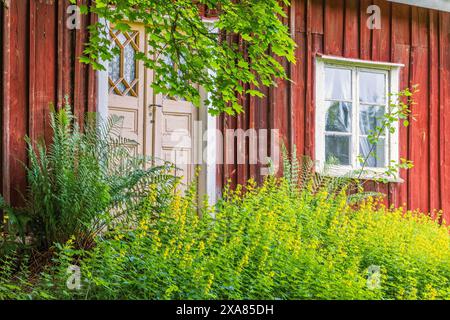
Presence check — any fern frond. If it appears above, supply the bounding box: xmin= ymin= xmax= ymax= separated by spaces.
xmin=282 ymin=145 xmax=385 ymax=205
xmin=7 ymin=105 xmax=177 ymax=250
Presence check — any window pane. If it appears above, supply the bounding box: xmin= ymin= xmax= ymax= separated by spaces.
xmin=326 ymin=135 xmax=351 ymax=166
xmin=124 ymin=43 xmax=137 ymax=86
xmin=108 ymin=43 xmax=121 ymax=84
xmin=359 ymin=72 xmax=386 ymax=104
xmin=108 ymin=29 xmax=139 ymax=97
xmin=326 ymin=101 xmax=352 ymax=133
xmin=325 ymin=67 xmax=352 ymax=101
xmin=359 ymin=137 xmax=385 ymax=168
xmin=360 ymin=105 xmax=385 ymax=135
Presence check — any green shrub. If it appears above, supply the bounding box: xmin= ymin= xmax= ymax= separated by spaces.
xmin=0 ymin=102 xmax=176 ymax=251
xmin=24 ymin=176 xmax=449 ymax=300
xmin=1 ymin=142 xmax=448 ymax=300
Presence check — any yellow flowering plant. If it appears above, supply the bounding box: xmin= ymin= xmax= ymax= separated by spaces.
xmin=2 ymin=154 xmax=449 ymax=300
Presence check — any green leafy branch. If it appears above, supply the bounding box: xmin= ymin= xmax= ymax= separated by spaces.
xmin=356 ymin=85 xmax=419 ymax=183
xmin=72 ymin=0 xmax=296 ymax=115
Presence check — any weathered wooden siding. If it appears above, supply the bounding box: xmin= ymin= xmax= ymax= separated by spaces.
xmin=218 ymin=0 xmax=450 ymax=222
xmin=1 ymin=0 xmax=97 ymax=206
xmin=1 ymin=0 xmax=449 ymax=223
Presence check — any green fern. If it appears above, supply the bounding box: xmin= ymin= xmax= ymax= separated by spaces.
xmin=281 ymin=145 xmax=382 ymax=205
xmin=1 ymin=100 xmax=177 ymax=251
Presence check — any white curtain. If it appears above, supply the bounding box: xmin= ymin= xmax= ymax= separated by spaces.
xmin=325 ymin=68 xmax=352 ymax=101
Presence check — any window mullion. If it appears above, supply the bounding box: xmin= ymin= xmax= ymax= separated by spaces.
xmin=352 ymin=68 xmax=359 ymax=169
xmin=386 ymin=71 xmax=391 ymax=166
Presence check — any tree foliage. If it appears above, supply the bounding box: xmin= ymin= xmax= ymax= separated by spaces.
xmin=74 ymin=0 xmax=296 ymax=115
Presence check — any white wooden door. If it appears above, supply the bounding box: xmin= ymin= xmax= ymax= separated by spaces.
xmin=107 ymin=23 xmax=153 ymax=158
xmin=107 ymin=23 xmax=198 ymax=188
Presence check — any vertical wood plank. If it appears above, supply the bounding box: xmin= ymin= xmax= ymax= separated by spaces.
xmin=57 ymin=0 xmax=73 ymax=107
xmin=343 ymin=0 xmax=359 ymax=59
xmin=409 ymin=7 xmax=430 ymax=213
xmin=292 ymin=0 xmax=306 ymax=155
xmin=359 ymin=0 xmax=372 ymax=60
xmin=7 ymin=0 xmax=29 ymax=205
xmin=308 ymin=0 xmax=324 ymax=160
xmin=324 ymin=0 xmax=344 ymax=56
xmin=428 ymin=10 xmax=440 ymax=216
xmin=292 ymin=30 xmax=307 ymax=155
xmin=2 ymin=1 xmax=10 ymax=204
xmin=304 ymin=0 xmax=313 ymax=159
xmin=30 ymin=0 xmax=57 ymax=144
xmin=310 ymin=0 xmax=324 ymax=34
xmin=390 ymin=2 xmax=411 ymax=209
xmin=439 ymin=12 xmax=450 ymax=223
xmin=372 ymin=0 xmax=391 ymax=61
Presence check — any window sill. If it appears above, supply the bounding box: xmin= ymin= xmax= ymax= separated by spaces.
xmin=316 ymin=165 xmax=405 ymax=184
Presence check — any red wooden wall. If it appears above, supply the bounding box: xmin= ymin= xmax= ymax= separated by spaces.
xmin=1 ymin=0 xmax=449 ymax=222
xmin=1 ymin=0 xmax=97 ymax=206
xmin=217 ymin=0 xmax=450 ymax=222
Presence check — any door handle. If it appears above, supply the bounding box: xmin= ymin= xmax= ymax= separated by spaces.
xmin=148 ymin=104 xmax=163 ymax=124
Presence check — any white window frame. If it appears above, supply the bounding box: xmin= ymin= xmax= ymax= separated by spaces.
xmin=315 ymin=54 xmax=404 ymax=182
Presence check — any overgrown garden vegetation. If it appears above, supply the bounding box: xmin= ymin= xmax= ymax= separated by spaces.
xmin=0 ymin=107 xmax=449 ymax=300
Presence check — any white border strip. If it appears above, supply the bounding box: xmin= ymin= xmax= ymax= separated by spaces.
xmin=388 ymin=0 xmax=450 ymax=13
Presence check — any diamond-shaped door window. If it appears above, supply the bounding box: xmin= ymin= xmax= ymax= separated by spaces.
xmin=108 ymin=29 xmax=139 ymax=97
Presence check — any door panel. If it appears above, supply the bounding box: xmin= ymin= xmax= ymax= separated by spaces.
xmin=154 ymin=96 xmax=198 ymax=189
